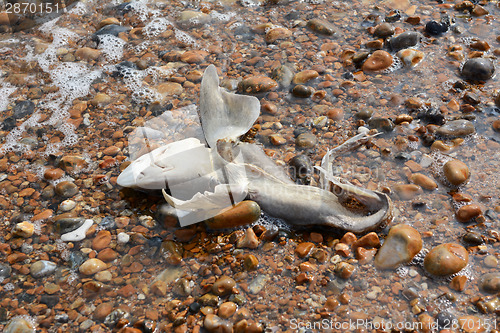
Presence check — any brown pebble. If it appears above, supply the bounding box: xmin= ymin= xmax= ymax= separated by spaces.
xmin=218 ymin=302 xmax=237 ymax=319
xmin=79 ymin=258 xmax=107 ymax=276
xmin=310 ymin=232 xmax=323 ymax=243
xmin=295 ymin=242 xmax=314 ymax=258
xmin=212 ymin=276 xmax=236 ymax=296
xmin=92 ymin=230 xmax=112 ymax=251
xmin=450 ymin=275 xmax=467 ymax=292
xmin=409 ymin=173 xmax=438 ymax=190
xmin=94 ymin=302 xmax=113 ymax=321
xmin=335 ymin=262 xmax=355 ymax=279
xmin=243 ymin=254 xmax=259 ymax=271
xmin=340 ymin=232 xmax=357 ymax=245
xmin=43 ymin=168 xmax=64 ymax=180
xmin=326 ymin=108 xmax=344 ymax=121
xmin=424 ymin=243 xmax=468 ymax=276
xmin=236 ymin=228 xmax=260 ymax=249
xmin=492 ymin=119 xmax=500 ymax=132
xmin=456 ymin=204 xmax=482 ymax=222
xmin=362 ymin=50 xmax=393 ymax=72
xmin=443 ymin=159 xmax=470 ymax=186
xmin=292 ymin=70 xmax=319 ymax=84
xmin=324 ymin=296 xmax=339 ymax=310
xmin=394 ymin=184 xmax=423 ymax=200
xmin=352 ymin=232 xmax=380 ymax=250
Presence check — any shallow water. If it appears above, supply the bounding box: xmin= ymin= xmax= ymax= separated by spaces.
xmin=0 ymin=0 xmax=499 ymax=332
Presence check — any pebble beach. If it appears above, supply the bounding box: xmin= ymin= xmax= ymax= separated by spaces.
xmin=0 ymin=0 xmax=499 ymax=332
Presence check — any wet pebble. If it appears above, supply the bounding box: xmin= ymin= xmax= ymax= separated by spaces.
xmin=456 ymin=204 xmax=482 ymax=222
xmin=295 ymin=132 xmax=317 ymax=148
xmin=204 ymin=314 xmax=231 ymax=333
xmin=397 ymin=48 xmax=425 ymax=67
xmin=79 ymin=258 xmax=107 ymax=276
xmin=236 ymin=227 xmax=260 ymax=249
xmin=4 ymin=317 xmax=35 ymax=333
xmin=291 ymin=84 xmax=314 ymax=98
xmin=75 ymin=47 xmax=102 ymax=61
xmin=461 ymin=58 xmax=495 ymax=81
xmin=373 ymin=22 xmax=394 ymax=38
xmin=272 ymin=65 xmax=294 ymax=88
xmin=238 ymin=76 xmax=278 ymax=94
xmin=292 ymin=70 xmax=319 ymax=84
xmin=30 ymin=260 xmax=57 ymax=278
xmin=55 ymin=181 xmax=79 ymax=198
xmin=248 ymin=275 xmax=269 ymax=294
xmin=443 ymin=159 xmax=470 ymax=186
xmin=295 ymin=242 xmax=314 ymax=258
xmin=13 ymin=100 xmax=35 ymax=119
xmin=59 ymin=155 xmax=87 ymax=173
xmin=368 ymin=117 xmax=394 ymax=132
xmin=409 ymin=173 xmax=437 ymax=190
xmin=59 ymin=199 xmax=76 ymax=212
xmin=289 ymin=155 xmax=312 ymax=183
xmin=117 ymin=232 xmax=130 ymax=244
xmin=177 ymin=10 xmax=211 ymax=28
xmin=462 ymin=231 xmax=483 ymax=245
xmin=212 ymin=276 xmax=236 ymax=296
xmin=218 ymin=302 xmax=237 ymax=319
xmin=436 ymin=119 xmax=475 ymax=137
xmin=265 ymin=27 xmax=291 ymax=43
xmin=492 ymin=120 xmax=500 ymax=132
xmin=479 ymin=272 xmax=500 ymax=294
xmin=12 ymin=221 xmax=34 ymax=238
xmin=92 ymin=230 xmax=112 ymax=251
xmin=374 ymin=224 xmax=422 ymax=269
xmin=93 ymin=24 xmax=128 ymax=39
xmin=424 ymin=243 xmax=468 ymax=276
xmin=307 ymin=18 xmax=338 ymax=35
xmin=0 ymin=262 xmax=12 ymax=278
xmin=394 ymin=184 xmax=422 ymax=200
xmin=362 ymin=50 xmax=393 ymax=72
xmin=389 ymin=31 xmax=422 ymax=51
xmin=425 ymin=20 xmax=448 ymax=35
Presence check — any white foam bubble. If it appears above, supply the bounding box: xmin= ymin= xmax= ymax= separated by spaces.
xmin=174 ymin=29 xmax=199 ymax=48
xmin=0 ymin=80 xmax=16 ymax=111
xmin=143 ymin=17 xmax=173 ymax=37
xmin=98 ymin=35 xmax=126 ymax=62
xmin=210 ymin=11 xmax=236 ymax=22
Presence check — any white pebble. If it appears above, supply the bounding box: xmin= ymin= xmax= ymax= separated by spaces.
xmin=117 ymin=232 xmax=130 ymax=244
xmin=59 ymin=199 xmax=76 ymax=212
xmin=61 ymin=219 xmax=93 ymax=242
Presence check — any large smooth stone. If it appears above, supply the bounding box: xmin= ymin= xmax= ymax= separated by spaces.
xmin=424 ymin=243 xmax=468 ymax=276
xmin=461 ymin=58 xmax=495 ymax=81
xmin=307 ymin=18 xmax=338 ymax=35
xmin=479 ymin=273 xmax=500 ymax=294
xmin=30 ymin=260 xmax=57 ymax=278
xmin=436 ymin=119 xmax=475 ymax=138
xmin=4 ymin=317 xmax=35 ymax=333
xmin=79 ymin=258 xmax=107 ymax=276
xmin=456 ymin=204 xmax=482 ymax=222
xmin=389 ymin=31 xmax=422 ymax=51
xmin=443 ymin=159 xmax=470 ymax=186
xmin=212 ymin=276 xmax=236 ymax=296
xmin=205 ymin=200 xmax=261 ymax=229
xmin=362 ymin=50 xmax=393 ymax=72
xmin=375 ymin=224 xmax=422 ymax=269
xmin=238 ymin=76 xmax=278 ymax=94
